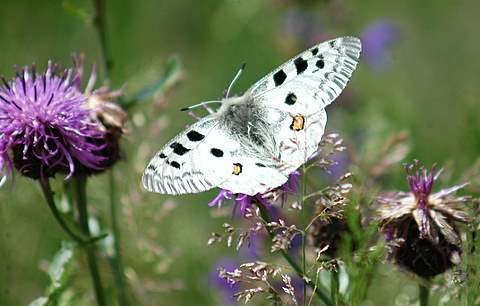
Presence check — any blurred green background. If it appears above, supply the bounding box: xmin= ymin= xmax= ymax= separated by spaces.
xmin=0 ymin=0 xmax=479 ymax=305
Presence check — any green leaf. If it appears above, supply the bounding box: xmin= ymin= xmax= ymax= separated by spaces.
xmin=62 ymin=1 xmax=92 ymax=23
xmin=28 ymin=242 xmax=76 ymax=306
xmin=48 ymin=241 xmax=75 ymax=291
xmin=121 ymin=57 xmax=182 ymax=109
xmin=29 ymin=297 xmax=48 ymax=306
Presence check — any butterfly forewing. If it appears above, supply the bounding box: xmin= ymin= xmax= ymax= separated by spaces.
xmin=245 ymin=36 xmax=361 ymax=175
xmin=248 ymin=36 xmax=361 ymax=106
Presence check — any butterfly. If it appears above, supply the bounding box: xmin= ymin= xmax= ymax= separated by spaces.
xmin=142 ymin=36 xmax=361 ymax=196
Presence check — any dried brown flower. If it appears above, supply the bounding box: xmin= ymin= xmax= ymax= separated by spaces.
xmin=377 ymin=162 xmax=472 ymax=278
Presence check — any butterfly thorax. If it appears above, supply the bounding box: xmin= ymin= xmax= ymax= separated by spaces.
xmin=217 ymin=95 xmax=277 ymax=158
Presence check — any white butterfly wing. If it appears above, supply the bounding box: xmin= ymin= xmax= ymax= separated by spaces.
xmin=142 ymin=117 xmax=237 ymax=195
xmin=249 ymin=36 xmax=361 ymax=105
xmin=142 ymin=115 xmax=288 ymax=196
xmin=143 ymin=37 xmax=361 ymax=196
xmin=247 ymin=36 xmax=361 ymax=174
xmin=218 ymin=155 xmax=289 ymax=195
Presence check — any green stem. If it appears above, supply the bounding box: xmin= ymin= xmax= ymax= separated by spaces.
xmin=92 ymin=0 xmax=112 ymax=74
xmin=256 ymin=202 xmax=333 ymax=306
xmin=301 ymin=164 xmax=307 ymax=306
xmin=39 ymin=177 xmax=87 ymax=244
xmin=91 ymin=1 xmax=131 ymax=304
xmin=73 ymin=175 xmax=106 ymax=306
xmin=419 ymin=283 xmax=429 ymax=306
xmin=109 ymin=169 xmax=130 ymax=306
xmin=331 ymin=270 xmax=339 ymax=305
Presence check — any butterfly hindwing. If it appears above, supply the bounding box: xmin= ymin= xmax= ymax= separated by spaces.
xmin=264 ymin=106 xmax=328 ymax=174
xmin=218 ymin=155 xmax=289 ymax=195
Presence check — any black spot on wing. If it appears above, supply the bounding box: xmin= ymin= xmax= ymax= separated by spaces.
xmin=285 ymin=93 xmax=297 ymax=105
xmin=294 ymin=57 xmax=308 ymax=74
xmin=147 ymin=164 xmax=156 ymax=171
xmin=170 ymin=161 xmax=181 ymax=169
xmin=210 ymin=148 xmax=224 ymax=157
xmin=273 ymin=70 xmax=287 ymax=87
xmin=255 ymin=163 xmax=266 ymax=167
xmin=311 ymin=47 xmax=319 ymax=55
xmin=316 ymin=59 xmax=325 ymax=69
xmin=170 ymin=142 xmax=189 ymax=155
xmin=329 ymin=40 xmax=335 ymax=48
xmin=159 ymin=153 xmax=167 ymax=159
xmin=186 ymin=130 xmax=204 ymax=141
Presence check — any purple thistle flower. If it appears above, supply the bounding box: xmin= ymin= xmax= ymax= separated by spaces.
xmin=209 ymin=171 xmax=302 ymax=216
xmin=209 ymin=189 xmax=234 ymax=208
xmin=0 ymin=61 xmax=106 ymax=181
xmin=209 ymin=190 xmax=271 ymax=216
xmin=209 ymin=259 xmax=240 ymax=305
xmin=361 ymin=20 xmax=400 ymax=70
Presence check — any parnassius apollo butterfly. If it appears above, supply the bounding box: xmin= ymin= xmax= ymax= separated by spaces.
xmin=142 ymin=36 xmax=361 ymax=196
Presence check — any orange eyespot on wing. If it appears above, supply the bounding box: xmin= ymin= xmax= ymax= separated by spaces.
xmin=290 ymin=115 xmax=305 ymax=131
xmin=232 ymin=163 xmax=243 ymax=175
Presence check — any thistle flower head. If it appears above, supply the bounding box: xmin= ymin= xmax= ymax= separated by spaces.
xmin=377 ymin=162 xmax=472 ymax=278
xmin=0 ymin=58 xmax=126 ymax=183
xmin=209 ymin=171 xmax=301 ymax=216
xmin=0 ymin=61 xmax=105 ymax=181
xmin=209 ymin=189 xmax=271 ymax=216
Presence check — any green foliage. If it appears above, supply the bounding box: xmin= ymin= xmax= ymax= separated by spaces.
xmin=122 ymin=57 xmax=183 ymax=110
xmin=29 ymin=242 xmax=75 ymax=306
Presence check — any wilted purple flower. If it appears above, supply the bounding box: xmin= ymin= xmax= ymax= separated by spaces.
xmin=74 ymin=56 xmax=127 ymax=173
xmin=377 ymin=163 xmax=472 ymax=278
xmin=361 ymin=20 xmax=400 ymax=70
xmin=0 ymin=61 xmax=106 ymax=182
xmin=209 ymin=171 xmax=302 ymax=216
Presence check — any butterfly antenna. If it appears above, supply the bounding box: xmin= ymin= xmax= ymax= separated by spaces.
xmin=225 ymin=63 xmax=246 ymax=98
xmin=180 ymin=100 xmax=223 ymax=111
